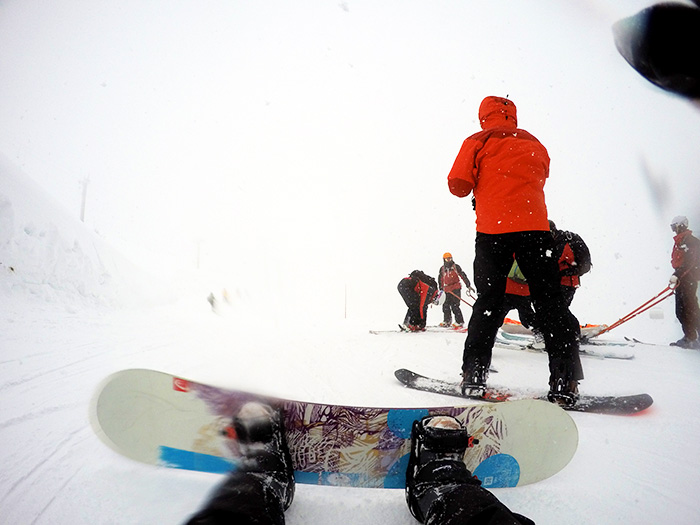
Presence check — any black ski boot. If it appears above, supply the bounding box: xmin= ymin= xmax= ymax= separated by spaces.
xmin=186 ymin=402 xmax=295 ymax=525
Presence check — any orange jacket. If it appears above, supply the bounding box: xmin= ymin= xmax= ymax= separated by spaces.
xmin=447 ymin=96 xmax=551 ymax=234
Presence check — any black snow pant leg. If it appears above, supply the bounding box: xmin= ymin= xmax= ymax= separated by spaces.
xmin=398 ymin=280 xmax=422 ymax=326
xmin=185 ymin=471 xmax=286 ymax=525
xmin=462 ymin=234 xmax=514 ymax=375
xmin=442 ymin=297 xmax=453 ymax=324
xmin=445 ymin=290 xmax=465 ymax=324
xmin=422 ymin=483 xmax=532 ymax=525
xmin=560 ymin=285 xmax=576 ymax=308
xmin=676 ymin=279 xmax=700 ymax=341
xmin=513 ymin=232 xmax=583 ymax=383
xmin=500 ymin=294 xmax=538 ymax=331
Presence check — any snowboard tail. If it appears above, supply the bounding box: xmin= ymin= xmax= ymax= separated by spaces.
xmin=395 ymin=368 xmax=653 ymax=415
xmin=91 ymin=369 xmax=578 ymax=489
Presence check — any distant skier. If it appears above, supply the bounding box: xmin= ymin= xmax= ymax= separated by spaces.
xmin=669 ymin=215 xmax=700 ymax=348
xmin=207 ymin=292 xmax=217 ymax=312
xmin=549 ymin=220 xmax=592 ymax=307
xmin=447 ymin=95 xmax=583 ymax=406
xmin=398 ymin=270 xmax=440 ymax=332
xmin=186 ymin=402 xmax=534 ymax=525
xmin=437 ymin=253 xmax=473 ymax=328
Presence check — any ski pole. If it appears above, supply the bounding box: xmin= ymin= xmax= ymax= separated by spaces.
xmin=447 ymin=290 xmax=474 ymax=308
xmin=596 ymin=285 xmax=675 ymax=336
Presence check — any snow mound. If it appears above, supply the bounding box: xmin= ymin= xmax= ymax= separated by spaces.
xmin=0 ymin=154 xmax=172 ymax=310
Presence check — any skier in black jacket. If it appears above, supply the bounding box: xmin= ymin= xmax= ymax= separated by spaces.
xmin=549 ymin=220 xmax=591 ymax=307
xmin=398 ymin=270 xmax=440 ymax=331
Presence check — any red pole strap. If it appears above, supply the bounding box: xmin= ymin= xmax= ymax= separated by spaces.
xmin=596 ymin=285 xmax=675 ymax=336
xmin=447 ymin=290 xmax=474 ymax=308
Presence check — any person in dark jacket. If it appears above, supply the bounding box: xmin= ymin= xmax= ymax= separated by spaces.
xmin=438 ymin=253 xmax=473 ymax=328
xmin=549 ymin=220 xmax=592 ymax=307
xmin=187 ymin=403 xmax=534 ymax=525
xmin=669 ymin=215 xmax=700 ymax=348
xmin=447 ymin=96 xmax=583 ymax=406
xmin=398 ymin=270 xmax=440 ymax=331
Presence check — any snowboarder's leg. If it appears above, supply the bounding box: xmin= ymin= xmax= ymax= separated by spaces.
xmin=513 ymin=231 xmax=582 ymax=405
xmin=406 ymin=414 xmax=533 ymax=525
xmin=186 ymin=403 xmax=295 ymax=525
xmin=462 ymin=233 xmax=512 ymax=389
xmin=511 ymin=295 xmax=537 ymax=331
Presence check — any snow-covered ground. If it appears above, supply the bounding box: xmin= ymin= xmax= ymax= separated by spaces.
xmin=3 ymin=141 xmax=700 ymax=525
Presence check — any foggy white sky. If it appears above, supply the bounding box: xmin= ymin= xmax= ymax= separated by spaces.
xmin=1 ymin=0 xmax=699 ymax=323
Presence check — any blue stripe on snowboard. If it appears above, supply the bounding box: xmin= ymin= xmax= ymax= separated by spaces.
xmin=159 ymin=446 xmax=236 ymax=474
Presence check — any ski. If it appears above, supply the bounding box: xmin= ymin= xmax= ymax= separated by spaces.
xmin=370 ymin=325 xmax=468 ymax=335
xmin=496 ymin=330 xmax=635 ymax=360
xmin=394 ymin=368 xmax=653 ymax=415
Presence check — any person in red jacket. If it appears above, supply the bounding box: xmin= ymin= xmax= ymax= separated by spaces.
xmin=438 ymin=252 xmax=473 ymax=328
xmin=498 ymin=259 xmax=543 ymax=344
xmin=549 ymin=220 xmax=592 ymax=307
xmin=398 ymin=270 xmax=440 ymax=332
xmin=669 ymin=215 xmax=700 ymax=348
xmin=447 ymin=96 xmax=583 ymax=406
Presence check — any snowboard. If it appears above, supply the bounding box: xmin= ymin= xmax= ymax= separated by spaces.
xmin=496 ymin=330 xmax=635 ymax=360
xmin=395 ymin=368 xmax=653 ymax=415
xmin=90 ymin=369 xmax=578 ymax=489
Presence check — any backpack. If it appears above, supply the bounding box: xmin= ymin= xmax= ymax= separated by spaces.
xmin=565 ymin=232 xmax=592 ymax=276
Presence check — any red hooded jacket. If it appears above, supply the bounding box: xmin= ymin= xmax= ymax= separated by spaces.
xmin=447 ymin=96 xmax=551 ymax=234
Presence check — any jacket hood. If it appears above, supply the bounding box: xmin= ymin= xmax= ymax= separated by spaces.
xmin=479 ymin=96 xmax=517 ymax=129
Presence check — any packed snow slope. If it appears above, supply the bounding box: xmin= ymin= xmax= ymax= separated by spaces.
xmin=2 ymin=152 xmax=700 ymax=525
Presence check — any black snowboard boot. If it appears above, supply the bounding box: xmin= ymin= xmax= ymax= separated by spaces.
xmin=460 ymin=366 xmax=488 ymax=396
xmin=547 ymin=356 xmax=580 ymax=407
xmin=186 ymin=402 xmax=295 ymax=525
xmin=232 ymin=402 xmax=295 ymax=509
xmin=406 ymin=415 xmax=534 ymax=525
xmin=405 ymin=415 xmax=478 ymax=522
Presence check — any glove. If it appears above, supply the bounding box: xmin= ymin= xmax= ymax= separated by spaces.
xmin=669 ymin=275 xmax=679 ymax=289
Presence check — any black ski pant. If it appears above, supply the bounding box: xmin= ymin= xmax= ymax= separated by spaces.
xmin=498 ymin=293 xmax=539 ymax=332
xmin=561 ymin=285 xmax=576 ymax=308
xmin=410 ymin=461 xmax=534 ymax=525
xmin=185 ymin=471 xmax=286 ymax=525
xmin=675 ymin=278 xmax=700 ymax=341
xmin=399 ymin=279 xmax=428 ymax=328
xmin=442 ymin=289 xmax=465 ymax=324
xmin=463 ymin=231 xmax=583 ymax=384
